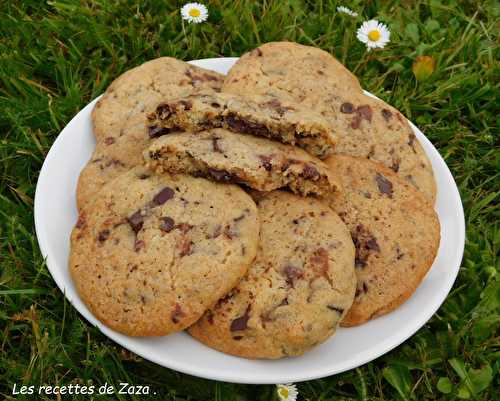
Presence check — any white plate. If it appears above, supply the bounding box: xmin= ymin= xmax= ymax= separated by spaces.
xmin=34 ymin=57 xmax=465 ymax=384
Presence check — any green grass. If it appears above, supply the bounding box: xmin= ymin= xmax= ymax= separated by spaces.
xmin=0 ymin=0 xmax=498 ymax=400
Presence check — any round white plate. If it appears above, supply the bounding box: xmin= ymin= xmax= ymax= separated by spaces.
xmin=34 ymin=57 xmax=465 ymax=384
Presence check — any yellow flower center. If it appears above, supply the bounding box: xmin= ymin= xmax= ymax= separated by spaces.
xmin=368 ymin=30 xmax=381 ymax=41
xmin=189 ymin=8 xmax=201 ymax=17
xmin=279 ymin=387 xmax=289 ymax=398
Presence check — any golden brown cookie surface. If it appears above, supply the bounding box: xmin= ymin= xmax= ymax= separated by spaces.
xmin=70 ymin=167 xmax=259 ymax=336
xmin=223 ymin=42 xmax=436 ymax=202
xmin=325 ymin=155 xmax=440 ymax=326
xmin=77 ymin=58 xmax=223 ymax=210
xmin=189 ymin=191 xmax=356 ymax=359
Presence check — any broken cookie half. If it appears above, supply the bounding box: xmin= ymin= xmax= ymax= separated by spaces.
xmin=144 ymin=128 xmax=341 ymax=198
xmin=146 ymin=92 xmax=337 ymax=159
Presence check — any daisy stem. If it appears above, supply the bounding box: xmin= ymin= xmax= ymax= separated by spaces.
xmin=181 ymin=19 xmax=188 ymax=48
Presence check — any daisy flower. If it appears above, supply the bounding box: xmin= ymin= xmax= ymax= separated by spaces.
xmin=181 ymin=2 xmax=208 ymax=24
xmin=337 ymin=6 xmax=358 ymax=17
xmin=276 ymin=383 xmax=298 ymax=401
xmin=357 ymin=19 xmax=391 ymax=50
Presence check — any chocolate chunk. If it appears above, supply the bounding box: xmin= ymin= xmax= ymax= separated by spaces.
xmin=210 ymin=102 xmax=220 ymax=108
xmin=179 ymin=100 xmax=192 ymax=111
xmin=127 ymin=210 xmax=144 ymax=234
xmin=357 ymin=105 xmax=373 ymax=122
xmin=340 ymin=102 xmax=355 ymax=113
xmin=138 ymin=173 xmax=150 ymax=180
xmin=350 ymin=105 xmax=373 ymax=129
xmin=258 ymin=155 xmax=273 ymax=171
xmin=208 ymin=168 xmax=234 ymax=182
xmin=301 ymin=164 xmax=320 ymax=180
xmin=212 ymin=136 xmax=223 ymax=153
xmin=352 ymin=225 xmax=380 ymax=268
xmin=233 ymin=336 xmax=243 ymax=340
xmin=327 ymin=305 xmax=344 ymax=314
xmin=284 ymin=264 xmax=304 ymax=288
xmin=152 ymin=187 xmax=175 ymax=205
xmin=97 ymin=229 xmax=110 ymax=243
xmin=104 ymin=137 xmax=115 ymax=145
xmin=148 ymin=125 xmax=171 ymax=138
xmin=375 ymin=173 xmax=393 ymax=197
xmin=310 ymin=248 xmax=331 ymax=284
xmin=225 ymin=113 xmax=270 ymax=136
xmin=255 ymin=48 xmax=263 ymax=56
xmin=381 ymin=109 xmax=393 ymax=121
xmin=155 ymin=103 xmax=172 ymax=119
xmin=408 ymin=133 xmax=417 ymax=153
xmin=262 ymin=98 xmax=292 ymax=116
xmin=230 ymin=305 xmax=251 ymax=331
xmin=171 ymin=303 xmax=185 ymax=324
xmin=159 ymin=217 xmax=175 ymax=233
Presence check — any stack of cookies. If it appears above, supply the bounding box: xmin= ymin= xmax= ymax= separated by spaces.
xmin=70 ymin=42 xmax=440 ymax=359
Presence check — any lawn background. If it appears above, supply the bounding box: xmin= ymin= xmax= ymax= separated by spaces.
xmin=0 ymin=1 xmax=498 ymax=400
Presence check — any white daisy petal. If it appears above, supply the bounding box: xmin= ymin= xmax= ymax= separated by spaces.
xmin=276 ymin=384 xmax=299 ymax=401
xmin=181 ymin=2 xmax=208 ymax=24
xmin=356 ymin=19 xmax=391 ymax=50
xmin=337 ymin=5 xmax=358 ymax=17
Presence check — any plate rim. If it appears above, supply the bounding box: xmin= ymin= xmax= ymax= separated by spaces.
xmin=34 ymin=57 xmax=465 ymax=384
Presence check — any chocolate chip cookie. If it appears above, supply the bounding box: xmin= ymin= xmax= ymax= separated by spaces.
xmin=189 ymin=190 xmax=356 ymax=359
xmin=144 ymin=129 xmax=340 ymax=197
xmin=146 ymin=92 xmax=336 ymax=158
xmin=223 ymin=42 xmax=437 ymax=202
xmin=77 ymin=58 xmax=223 ymax=210
xmin=325 ymin=155 xmax=440 ymax=326
xmin=70 ymin=167 xmax=259 ymax=336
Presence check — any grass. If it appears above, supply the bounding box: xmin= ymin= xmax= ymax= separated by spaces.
xmin=0 ymin=0 xmax=498 ymax=400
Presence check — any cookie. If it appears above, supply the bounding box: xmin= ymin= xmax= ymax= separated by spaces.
xmin=223 ymin=42 xmax=437 ymax=202
xmin=146 ymin=91 xmax=336 ymax=158
xmin=70 ymin=167 xmax=260 ymax=336
xmin=324 ymin=155 xmax=440 ymax=326
xmin=92 ymin=57 xmax=223 ymax=140
xmin=189 ymin=191 xmax=356 ymax=359
xmin=77 ymin=58 xmax=223 ymax=210
xmin=144 ymin=129 xmax=341 ymax=197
